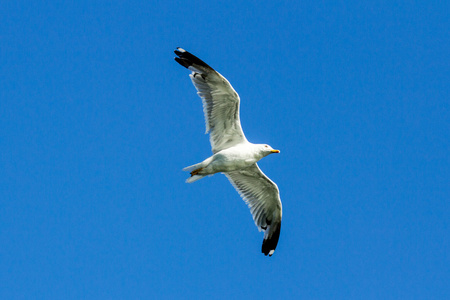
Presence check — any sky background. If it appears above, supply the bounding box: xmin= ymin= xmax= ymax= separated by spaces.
xmin=1 ymin=1 xmax=449 ymax=299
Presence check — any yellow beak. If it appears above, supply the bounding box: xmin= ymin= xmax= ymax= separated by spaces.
xmin=271 ymin=149 xmax=280 ymax=153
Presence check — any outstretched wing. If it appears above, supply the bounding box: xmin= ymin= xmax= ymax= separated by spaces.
xmin=225 ymin=164 xmax=282 ymax=256
xmin=174 ymin=48 xmax=248 ymax=153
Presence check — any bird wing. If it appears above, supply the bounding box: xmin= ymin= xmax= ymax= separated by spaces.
xmin=225 ymin=164 xmax=282 ymax=256
xmin=174 ymin=48 xmax=248 ymax=153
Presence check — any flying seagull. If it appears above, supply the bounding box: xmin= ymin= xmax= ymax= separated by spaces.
xmin=174 ymin=48 xmax=282 ymax=256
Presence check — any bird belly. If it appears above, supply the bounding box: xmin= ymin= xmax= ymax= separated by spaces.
xmin=207 ymin=153 xmax=257 ymax=173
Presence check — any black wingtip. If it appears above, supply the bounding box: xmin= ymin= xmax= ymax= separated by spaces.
xmin=174 ymin=57 xmax=191 ymax=69
xmin=174 ymin=47 xmax=185 ymax=56
xmin=262 ymin=222 xmax=281 ymax=257
xmin=173 ymin=47 xmax=214 ymax=70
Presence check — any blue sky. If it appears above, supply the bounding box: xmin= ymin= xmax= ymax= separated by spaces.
xmin=1 ymin=0 xmax=449 ymax=299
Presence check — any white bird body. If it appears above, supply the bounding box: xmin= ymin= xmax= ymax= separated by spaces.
xmin=184 ymin=143 xmax=280 ymax=182
xmin=174 ymin=48 xmax=283 ymax=256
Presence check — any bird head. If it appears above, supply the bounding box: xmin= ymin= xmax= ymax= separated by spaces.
xmin=261 ymin=144 xmax=280 ymax=157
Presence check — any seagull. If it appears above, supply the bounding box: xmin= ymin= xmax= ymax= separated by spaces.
xmin=174 ymin=48 xmax=282 ymax=256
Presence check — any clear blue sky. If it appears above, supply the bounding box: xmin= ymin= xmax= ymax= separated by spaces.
xmin=1 ymin=1 xmax=449 ymax=299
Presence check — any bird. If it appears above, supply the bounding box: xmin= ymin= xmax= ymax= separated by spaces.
xmin=174 ymin=47 xmax=282 ymax=256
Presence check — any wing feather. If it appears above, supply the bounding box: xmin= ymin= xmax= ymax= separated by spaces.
xmin=225 ymin=164 xmax=282 ymax=256
xmin=174 ymin=48 xmax=248 ymax=153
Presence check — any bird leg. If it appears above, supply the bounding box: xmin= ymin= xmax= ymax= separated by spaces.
xmin=190 ymin=167 xmax=203 ymax=177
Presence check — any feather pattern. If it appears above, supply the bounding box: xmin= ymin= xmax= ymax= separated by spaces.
xmin=225 ymin=164 xmax=282 ymax=256
xmin=175 ymin=48 xmax=248 ymax=153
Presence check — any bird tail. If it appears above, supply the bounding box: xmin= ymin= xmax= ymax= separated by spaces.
xmin=183 ymin=162 xmax=206 ymax=183
xmin=262 ymin=220 xmax=281 ymax=256
xmin=185 ymin=175 xmax=206 ymax=183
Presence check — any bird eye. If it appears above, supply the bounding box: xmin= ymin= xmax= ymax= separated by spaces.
xmin=265 ymin=145 xmax=268 ymax=148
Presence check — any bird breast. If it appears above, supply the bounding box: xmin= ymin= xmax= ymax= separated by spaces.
xmin=209 ymin=145 xmax=260 ymax=173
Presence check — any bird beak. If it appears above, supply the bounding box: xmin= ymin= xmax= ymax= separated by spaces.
xmin=271 ymin=149 xmax=280 ymax=153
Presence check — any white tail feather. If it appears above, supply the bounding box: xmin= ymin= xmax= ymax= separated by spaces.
xmin=183 ymin=161 xmax=207 ymax=183
xmin=186 ymin=175 xmax=206 ymax=183
xmin=183 ymin=162 xmax=203 ymax=172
